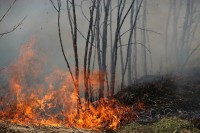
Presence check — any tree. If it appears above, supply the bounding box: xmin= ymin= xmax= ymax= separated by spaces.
xmin=121 ymin=0 xmax=143 ymax=89
xmin=50 ymin=0 xmax=144 ymax=100
xmin=179 ymin=0 xmax=200 ymax=71
xmin=165 ymin=0 xmax=200 ymax=73
xmin=141 ymin=0 xmax=148 ymax=75
xmin=50 ymin=0 xmax=81 ymax=114
xmin=110 ymin=0 xmax=137 ymax=97
xmin=100 ymin=0 xmax=111 ymax=98
xmin=83 ymin=0 xmax=96 ymax=103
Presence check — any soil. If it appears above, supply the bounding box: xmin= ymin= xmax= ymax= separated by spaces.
xmin=0 ymin=122 xmax=97 ymax=133
xmin=114 ymin=73 xmax=200 ymax=129
xmin=1 ymin=70 xmax=200 ymax=132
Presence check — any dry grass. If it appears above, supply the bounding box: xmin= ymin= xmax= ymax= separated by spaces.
xmin=117 ymin=117 xmax=200 ymax=133
xmin=0 ymin=117 xmax=199 ymax=133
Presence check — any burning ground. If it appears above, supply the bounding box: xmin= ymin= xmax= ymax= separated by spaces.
xmin=0 ymin=39 xmax=200 ymax=132
xmin=0 ymin=38 xmax=136 ymax=131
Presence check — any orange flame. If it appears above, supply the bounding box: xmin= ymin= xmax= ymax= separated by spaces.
xmin=0 ymin=38 xmax=136 ymax=131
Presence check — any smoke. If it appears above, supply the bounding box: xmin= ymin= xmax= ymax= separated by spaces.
xmin=0 ymin=0 xmax=200 ymax=88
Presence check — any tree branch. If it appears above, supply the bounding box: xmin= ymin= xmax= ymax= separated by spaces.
xmin=0 ymin=16 xmax=27 ymax=36
xmin=50 ymin=0 xmax=76 ymax=86
xmin=0 ymin=0 xmax=16 ymax=23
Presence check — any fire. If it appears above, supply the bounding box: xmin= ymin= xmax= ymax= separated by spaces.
xmin=0 ymin=38 xmax=136 ymax=131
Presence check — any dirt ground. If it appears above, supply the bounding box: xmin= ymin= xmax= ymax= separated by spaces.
xmin=0 ymin=122 xmax=98 ymax=133
xmin=115 ymin=73 xmax=200 ymax=129
xmin=1 ymin=69 xmax=200 ymax=132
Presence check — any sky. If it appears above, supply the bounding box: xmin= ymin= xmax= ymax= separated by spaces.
xmin=0 ymin=0 xmax=200 ymax=83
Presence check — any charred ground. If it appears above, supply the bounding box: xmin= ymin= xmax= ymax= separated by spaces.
xmin=1 ymin=70 xmax=200 ymax=132
xmin=115 ymin=70 xmax=200 ymax=129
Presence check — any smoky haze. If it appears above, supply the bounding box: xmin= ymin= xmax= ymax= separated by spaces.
xmin=0 ymin=0 xmax=200 ymax=89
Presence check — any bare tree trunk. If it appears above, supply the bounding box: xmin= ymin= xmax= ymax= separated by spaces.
xmin=133 ymin=0 xmax=138 ymax=82
xmin=51 ymin=0 xmax=81 ymax=114
xmin=119 ymin=32 xmax=125 ymax=78
xmin=127 ymin=4 xmax=134 ymax=85
xmin=87 ymin=27 xmax=95 ymax=103
xmin=88 ymin=10 xmax=98 ymax=103
xmin=146 ymin=27 xmax=153 ymax=74
xmin=164 ymin=0 xmax=172 ymax=73
xmin=171 ymin=0 xmax=179 ymax=72
xmin=179 ymin=0 xmax=199 ymax=71
xmin=121 ymin=0 xmax=143 ymax=89
xmin=109 ymin=2 xmax=113 ymax=97
xmin=118 ymin=0 xmax=126 ymax=88
xmin=110 ymin=0 xmax=135 ymax=97
xmin=110 ymin=0 xmax=124 ymax=97
xmin=83 ymin=0 xmax=96 ymax=103
xmin=95 ymin=0 xmax=103 ymax=99
xmin=165 ymin=0 xmax=200 ymax=73
xmin=100 ymin=0 xmax=111 ymax=99
xmin=165 ymin=0 xmax=182 ymax=72
xmin=90 ymin=26 xmax=98 ymax=102
xmin=70 ymin=0 xmax=81 ymax=114
xmin=67 ymin=0 xmax=81 ymax=114
xmin=141 ymin=0 xmax=147 ymax=75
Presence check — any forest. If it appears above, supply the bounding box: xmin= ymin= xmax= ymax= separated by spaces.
xmin=0 ymin=0 xmax=200 ymax=132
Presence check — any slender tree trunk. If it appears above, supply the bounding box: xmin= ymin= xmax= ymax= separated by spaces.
xmin=119 ymin=34 xmax=124 ymax=78
xmin=111 ymin=0 xmax=135 ymax=97
xmin=51 ymin=0 xmax=81 ymax=114
xmin=127 ymin=4 xmax=134 ymax=85
xmin=164 ymin=0 xmax=172 ymax=72
xmin=96 ymin=0 xmax=103 ymax=99
xmin=172 ymin=0 xmax=179 ymax=72
xmin=133 ymin=0 xmax=138 ymax=82
xmin=110 ymin=0 xmax=123 ymax=97
xmin=109 ymin=1 xmax=113 ymax=97
xmin=100 ymin=0 xmax=111 ymax=99
xmin=83 ymin=0 xmax=96 ymax=103
xmin=71 ymin=0 xmax=81 ymax=114
xmin=141 ymin=0 xmax=147 ymax=75
xmin=121 ymin=0 xmax=143 ymax=88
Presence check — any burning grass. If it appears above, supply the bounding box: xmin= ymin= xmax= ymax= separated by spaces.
xmin=0 ymin=98 xmax=135 ymax=131
xmin=0 ymin=38 xmax=136 ymax=131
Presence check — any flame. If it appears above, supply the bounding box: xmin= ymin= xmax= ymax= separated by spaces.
xmin=0 ymin=38 xmax=136 ymax=131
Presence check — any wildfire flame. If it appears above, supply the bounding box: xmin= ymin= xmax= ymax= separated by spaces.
xmin=0 ymin=38 xmax=136 ymax=131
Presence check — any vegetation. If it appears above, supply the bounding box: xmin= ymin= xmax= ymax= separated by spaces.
xmin=118 ymin=117 xmax=200 ymax=133
xmin=0 ymin=0 xmax=200 ymax=132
